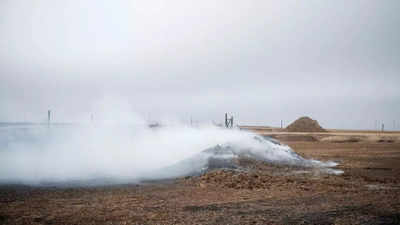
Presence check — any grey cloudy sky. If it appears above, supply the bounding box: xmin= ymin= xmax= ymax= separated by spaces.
xmin=0 ymin=0 xmax=399 ymax=129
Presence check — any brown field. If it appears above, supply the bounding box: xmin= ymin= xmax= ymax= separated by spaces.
xmin=1 ymin=129 xmax=400 ymax=225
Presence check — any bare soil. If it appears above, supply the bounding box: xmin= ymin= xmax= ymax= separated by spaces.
xmin=1 ymin=133 xmax=400 ymax=224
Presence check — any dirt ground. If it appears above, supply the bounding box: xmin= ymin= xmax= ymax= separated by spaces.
xmin=1 ymin=132 xmax=400 ymax=225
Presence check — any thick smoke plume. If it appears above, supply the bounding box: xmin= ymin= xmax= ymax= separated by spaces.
xmin=0 ymin=100 xmax=341 ymax=186
xmin=0 ymin=123 xmax=341 ymax=186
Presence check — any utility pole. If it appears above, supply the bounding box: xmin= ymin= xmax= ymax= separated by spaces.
xmin=381 ymin=123 xmax=385 ymax=132
xmin=47 ymin=110 xmax=51 ymax=126
xmin=281 ymin=120 xmax=283 ymax=129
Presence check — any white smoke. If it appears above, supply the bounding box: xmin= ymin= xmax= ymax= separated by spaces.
xmin=0 ymin=123 xmax=342 ymax=186
xmin=0 ymin=99 xmax=341 ymax=186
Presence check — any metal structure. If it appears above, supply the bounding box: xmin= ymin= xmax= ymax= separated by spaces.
xmin=225 ymin=113 xmax=234 ymax=128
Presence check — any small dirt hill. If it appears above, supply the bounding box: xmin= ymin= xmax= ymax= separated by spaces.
xmin=286 ymin=117 xmax=326 ymax=132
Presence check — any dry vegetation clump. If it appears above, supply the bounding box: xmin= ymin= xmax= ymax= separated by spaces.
xmin=366 ymin=135 xmax=398 ymax=143
xmin=286 ymin=116 xmax=326 ymax=132
xmin=269 ymin=134 xmax=319 ymax=142
xmin=320 ymin=136 xmax=363 ymax=143
xmin=320 ymin=135 xmax=399 ymax=143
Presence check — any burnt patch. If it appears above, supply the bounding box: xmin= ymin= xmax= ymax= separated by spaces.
xmin=365 ymin=167 xmax=392 ymax=171
xmin=0 ymin=215 xmax=9 ymax=225
xmin=184 ymin=204 xmax=221 ymax=212
xmin=281 ymin=204 xmax=393 ymax=225
xmin=333 ymin=137 xmax=360 ymax=143
xmin=378 ymin=139 xmax=395 ymax=143
xmin=369 ymin=213 xmax=400 ymax=225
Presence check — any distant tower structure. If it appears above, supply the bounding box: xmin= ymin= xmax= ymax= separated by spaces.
xmin=381 ymin=123 xmax=385 ymax=132
xmin=91 ymin=114 xmax=94 ymax=123
xmin=224 ymin=113 xmax=234 ymax=128
xmin=281 ymin=120 xmax=283 ymax=129
xmin=47 ymin=110 xmax=51 ymax=126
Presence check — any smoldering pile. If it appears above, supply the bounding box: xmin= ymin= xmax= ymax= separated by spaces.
xmin=0 ymin=125 xmax=341 ymax=187
xmin=151 ymin=135 xmax=342 ymax=181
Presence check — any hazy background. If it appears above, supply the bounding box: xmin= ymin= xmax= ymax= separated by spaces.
xmin=1 ymin=0 xmax=399 ymax=130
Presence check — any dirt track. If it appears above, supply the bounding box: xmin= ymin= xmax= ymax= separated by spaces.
xmin=1 ymin=134 xmax=400 ymax=224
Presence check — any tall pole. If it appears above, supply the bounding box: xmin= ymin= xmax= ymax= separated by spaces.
xmin=225 ymin=113 xmax=228 ymax=128
xmin=47 ymin=110 xmax=51 ymax=126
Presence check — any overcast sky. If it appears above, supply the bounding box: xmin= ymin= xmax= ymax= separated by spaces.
xmin=0 ymin=0 xmax=399 ymax=129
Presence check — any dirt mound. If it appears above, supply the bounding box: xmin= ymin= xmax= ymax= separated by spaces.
xmin=286 ymin=117 xmax=326 ymax=132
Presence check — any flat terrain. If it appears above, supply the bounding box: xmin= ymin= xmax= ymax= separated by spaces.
xmin=1 ymin=131 xmax=400 ymax=224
